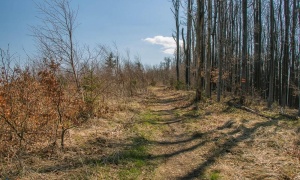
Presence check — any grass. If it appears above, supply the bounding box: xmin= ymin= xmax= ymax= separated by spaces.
xmin=208 ymin=170 xmax=221 ymax=180
xmin=109 ymin=137 xmax=153 ymax=179
xmin=117 ymin=150 xmax=147 ymax=179
xmin=85 ymin=135 xmax=154 ymax=179
xmin=2 ymin=86 xmax=300 ymax=179
xmin=138 ymin=111 xmax=161 ymax=123
xmin=132 ymin=111 xmax=168 ymax=140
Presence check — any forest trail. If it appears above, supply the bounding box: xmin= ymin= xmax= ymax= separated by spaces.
xmin=146 ymin=87 xmax=210 ymax=179
xmin=132 ymin=86 xmax=300 ymax=179
xmin=5 ymin=86 xmax=299 ymax=180
xmin=142 ymin=87 xmax=207 ymax=179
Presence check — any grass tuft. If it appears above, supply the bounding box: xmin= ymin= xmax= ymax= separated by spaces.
xmin=208 ymin=170 xmax=221 ymax=180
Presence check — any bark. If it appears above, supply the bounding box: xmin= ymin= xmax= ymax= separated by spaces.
xmin=217 ymin=0 xmax=224 ymax=102
xmin=205 ymin=0 xmax=212 ymax=98
xmin=185 ymin=0 xmax=192 ymax=90
xmin=195 ymin=0 xmax=205 ymax=102
xmin=281 ymin=0 xmax=290 ymax=110
xmin=172 ymin=0 xmax=181 ymax=84
xmin=268 ymin=0 xmax=275 ymax=109
xmin=241 ymin=0 xmax=247 ymax=104
xmin=253 ymin=0 xmax=262 ymax=93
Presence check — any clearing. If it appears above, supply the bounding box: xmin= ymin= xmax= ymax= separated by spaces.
xmin=3 ymin=86 xmax=300 ymax=179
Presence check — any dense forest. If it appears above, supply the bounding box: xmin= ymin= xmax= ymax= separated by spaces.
xmin=159 ymin=0 xmax=300 ymax=111
xmin=0 ymin=0 xmax=300 ymax=179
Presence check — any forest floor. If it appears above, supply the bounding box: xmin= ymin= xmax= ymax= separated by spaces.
xmin=3 ymin=86 xmax=300 ymax=180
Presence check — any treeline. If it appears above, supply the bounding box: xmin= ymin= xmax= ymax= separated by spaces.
xmin=0 ymin=0 xmax=150 ymax=159
xmin=154 ymin=0 xmax=300 ymax=113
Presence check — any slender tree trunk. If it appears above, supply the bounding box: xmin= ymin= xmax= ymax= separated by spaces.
xmin=268 ymin=0 xmax=275 ymax=109
xmin=298 ymin=0 xmax=300 ymax=115
xmin=217 ymin=0 xmax=224 ymax=102
xmin=182 ymin=27 xmax=187 ymax=84
xmin=211 ymin=0 xmax=217 ymax=92
xmin=241 ymin=0 xmax=247 ymax=104
xmin=195 ymin=0 xmax=205 ymax=102
xmin=290 ymin=0 xmax=297 ymax=107
xmin=176 ymin=2 xmax=180 ymax=84
xmin=192 ymin=26 xmax=196 ymax=86
xmin=281 ymin=0 xmax=290 ymax=110
xmin=205 ymin=0 xmax=212 ymax=98
xmin=253 ymin=0 xmax=262 ymax=93
xmin=172 ymin=0 xmax=180 ymax=84
xmin=185 ymin=0 xmax=192 ymax=90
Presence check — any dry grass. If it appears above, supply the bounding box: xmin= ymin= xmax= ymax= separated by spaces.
xmin=1 ymin=86 xmax=300 ymax=179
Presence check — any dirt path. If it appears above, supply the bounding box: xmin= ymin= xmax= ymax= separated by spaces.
xmin=5 ymin=86 xmax=299 ymax=179
xmin=144 ymin=87 xmax=204 ymax=179
xmin=136 ymin=86 xmax=300 ymax=180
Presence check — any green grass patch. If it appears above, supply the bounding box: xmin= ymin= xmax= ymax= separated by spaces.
xmin=174 ymin=109 xmax=182 ymax=117
xmin=207 ymin=170 xmax=221 ymax=180
xmin=139 ymin=111 xmax=161 ymax=123
xmin=133 ymin=111 xmax=167 ymax=139
xmin=90 ymin=137 xmax=154 ymax=179
xmin=116 ymin=137 xmax=152 ymax=179
xmin=118 ymin=167 xmax=141 ymax=180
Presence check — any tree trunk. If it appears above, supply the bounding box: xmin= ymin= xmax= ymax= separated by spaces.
xmin=205 ymin=0 xmax=212 ymax=98
xmin=241 ymin=0 xmax=247 ymax=104
xmin=281 ymin=0 xmax=290 ymax=110
xmin=253 ymin=0 xmax=262 ymax=93
xmin=172 ymin=0 xmax=180 ymax=85
xmin=290 ymin=0 xmax=297 ymax=107
xmin=185 ymin=0 xmax=192 ymax=90
xmin=268 ymin=0 xmax=275 ymax=109
xmin=195 ymin=0 xmax=205 ymax=102
xmin=217 ymin=0 xmax=224 ymax=102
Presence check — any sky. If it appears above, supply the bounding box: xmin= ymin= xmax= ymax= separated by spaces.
xmin=0 ymin=0 xmax=177 ymax=66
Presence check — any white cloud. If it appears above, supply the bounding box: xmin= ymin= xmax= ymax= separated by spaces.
xmin=143 ymin=36 xmax=182 ymax=55
xmin=163 ymin=48 xmax=176 ymax=55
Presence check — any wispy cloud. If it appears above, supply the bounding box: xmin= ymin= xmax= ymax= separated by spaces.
xmin=143 ymin=36 xmax=182 ymax=55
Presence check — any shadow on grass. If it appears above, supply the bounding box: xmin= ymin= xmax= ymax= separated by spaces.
xmin=147 ymin=91 xmax=195 ymax=110
xmin=136 ymin=106 xmax=199 ymax=125
xmin=33 ymin=96 xmax=299 ymax=179
xmin=177 ymin=121 xmax=274 ymax=179
xmin=177 ymin=103 xmax=298 ymax=179
xmin=105 ymin=116 xmax=288 ymax=179
xmin=37 ymin=136 xmax=151 ymax=174
xmin=35 ymin=128 xmax=205 ymax=175
xmin=35 ymin=115 xmax=293 ymax=179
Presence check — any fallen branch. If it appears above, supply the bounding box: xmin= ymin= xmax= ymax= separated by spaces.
xmin=227 ymin=99 xmax=274 ymax=120
xmin=226 ymin=98 xmax=299 ymax=121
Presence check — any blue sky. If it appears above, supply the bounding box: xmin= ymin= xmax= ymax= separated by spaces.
xmin=0 ymin=0 xmax=176 ymax=66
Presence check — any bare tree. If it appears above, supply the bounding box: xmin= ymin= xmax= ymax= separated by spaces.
xmin=281 ymin=0 xmax=290 ymax=111
xmin=185 ymin=0 xmax=193 ymax=90
xmin=241 ymin=0 xmax=248 ymax=104
xmin=195 ymin=0 xmax=205 ymax=102
xmin=171 ymin=0 xmax=180 ymax=85
xmin=205 ymin=0 xmax=212 ymax=98
xmin=217 ymin=0 xmax=225 ymax=102
xmin=268 ymin=0 xmax=275 ymax=109
xmin=253 ymin=0 xmax=262 ymax=93
xmin=31 ymin=0 xmax=81 ymax=91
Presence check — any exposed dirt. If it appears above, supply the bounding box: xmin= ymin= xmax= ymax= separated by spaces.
xmin=2 ymin=86 xmax=300 ymax=180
